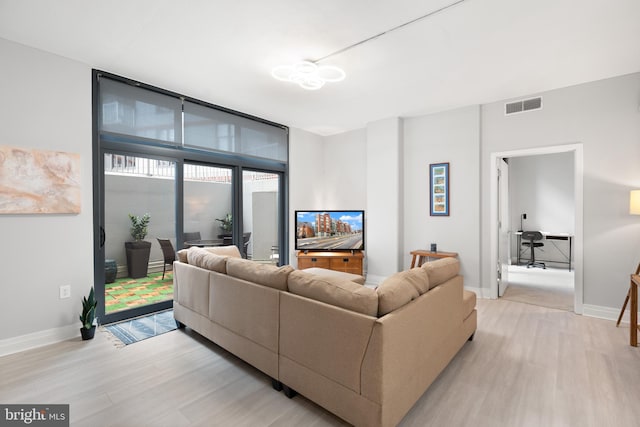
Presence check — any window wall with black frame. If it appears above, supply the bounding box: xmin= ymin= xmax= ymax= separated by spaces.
xmin=93 ymin=71 xmax=288 ymax=324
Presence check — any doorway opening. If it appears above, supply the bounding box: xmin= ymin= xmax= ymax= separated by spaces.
xmin=490 ymin=143 xmax=583 ymax=314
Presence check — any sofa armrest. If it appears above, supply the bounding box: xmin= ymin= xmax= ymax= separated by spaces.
xmin=361 ymin=276 xmax=463 ymax=406
xmin=174 ymin=261 xmax=211 ymax=318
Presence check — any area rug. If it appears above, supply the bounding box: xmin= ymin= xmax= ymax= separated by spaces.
xmin=104 ymin=309 xmax=178 ymax=346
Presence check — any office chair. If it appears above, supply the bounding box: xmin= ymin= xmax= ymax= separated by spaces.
xmin=157 ymin=238 xmax=176 ymax=279
xmin=521 ymin=231 xmax=545 ymax=269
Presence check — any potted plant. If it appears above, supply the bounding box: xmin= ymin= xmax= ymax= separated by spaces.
xmin=215 ymin=213 xmax=233 ymax=233
xmin=125 ymin=213 xmax=151 ymax=278
xmin=215 ymin=213 xmax=233 ymax=244
xmin=79 ymin=287 xmax=98 ymax=340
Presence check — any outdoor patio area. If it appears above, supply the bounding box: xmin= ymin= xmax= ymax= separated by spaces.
xmin=105 ymin=272 xmax=173 ymax=313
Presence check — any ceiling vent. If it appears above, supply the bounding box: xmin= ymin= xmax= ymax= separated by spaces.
xmin=505 ymin=97 xmax=542 ymax=115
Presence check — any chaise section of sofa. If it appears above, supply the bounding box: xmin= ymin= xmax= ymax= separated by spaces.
xmin=278 ymin=257 xmax=476 ymax=427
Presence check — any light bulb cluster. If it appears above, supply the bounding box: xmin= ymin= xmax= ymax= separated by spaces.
xmin=271 ymin=61 xmax=346 ymax=90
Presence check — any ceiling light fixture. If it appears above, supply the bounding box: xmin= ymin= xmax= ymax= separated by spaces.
xmin=271 ymin=61 xmax=345 ymax=90
xmin=271 ymin=0 xmax=466 ymax=90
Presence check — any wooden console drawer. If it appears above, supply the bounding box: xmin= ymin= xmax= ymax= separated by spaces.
xmin=329 ymin=257 xmax=363 ymax=274
xmin=297 ymin=251 xmax=364 ymax=276
xmin=297 ymin=256 xmax=331 ymax=269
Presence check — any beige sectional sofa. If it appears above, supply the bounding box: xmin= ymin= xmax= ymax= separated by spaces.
xmin=173 ymin=246 xmax=476 ymax=427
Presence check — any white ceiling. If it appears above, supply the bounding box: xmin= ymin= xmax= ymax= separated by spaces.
xmin=1 ymin=0 xmax=639 ymax=135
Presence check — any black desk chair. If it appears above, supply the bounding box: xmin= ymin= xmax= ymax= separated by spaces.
xmin=157 ymin=238 xmax=176 ymax=279
xmin=521 ymin=231 xmax=545 ymax=269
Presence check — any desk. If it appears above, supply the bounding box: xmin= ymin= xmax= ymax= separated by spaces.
xmin=630 ymin=274 xmax=639 ymax=347
xmin=410 ymin=250 xmax=458 ymax=268
xmin=515 ymin=231 xmax=573 ymax=271
xmin=184 ymin=239 xmax=224 ymax=248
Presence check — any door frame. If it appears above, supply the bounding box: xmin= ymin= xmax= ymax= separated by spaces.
xmin=489 ymin=143 xmax=584 ymax=314
xmin=497 ymin=157 xmax=510 ymax=297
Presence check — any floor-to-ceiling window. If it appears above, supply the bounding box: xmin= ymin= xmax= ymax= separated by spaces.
xmin=93 ymin=71 xmax=288 ymax=324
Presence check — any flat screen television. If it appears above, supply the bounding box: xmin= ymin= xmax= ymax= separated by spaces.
xmin=295 ymin=210 xmax=365 ymax=251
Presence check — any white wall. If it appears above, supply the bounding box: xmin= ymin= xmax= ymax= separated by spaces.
xmin=509 ymin=152 xmax=575 ymax=234
xmin=323 ymin=129 xmax=367 ymax=209
xmin=288 ymin=128 xmax=325 ymax=267
xmin=508 ymin=152 xmax=575 ymax=264
xmin=0 ymin=39 xmax=93 ymax=346
xmin=403 ymin=106 xmax=481 ymax=289
xmin=481 ymin=72 xmax=640 ymax=309
xmin=366 ymin=118 xmax=403 ymax=283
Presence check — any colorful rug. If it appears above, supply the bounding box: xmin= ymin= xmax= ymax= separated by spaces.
xmin=104 ymin=309 xmax=178 ymax=345
xmin=105 ymin=271 xmax=173 ymax=313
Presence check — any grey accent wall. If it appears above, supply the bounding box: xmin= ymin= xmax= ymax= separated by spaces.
xmin=481 ymin=72 xmax=640 ymax=308
xmin=0 ymin=38 xmax=93 ymax=340
xmin=403 ymin=106 xmax=481 ymax=289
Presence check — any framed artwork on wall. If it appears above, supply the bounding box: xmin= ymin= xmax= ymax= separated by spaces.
xmin=429 ymin=162 xmax=449 ymax=216
xmin=0 ymin=145 xmax=81 ymax=214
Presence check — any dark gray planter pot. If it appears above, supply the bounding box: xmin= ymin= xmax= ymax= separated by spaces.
xmin=80 ymin=326 xmax=96 ymax=340
xmin=125 ymin=240 xmax=151 ymax=279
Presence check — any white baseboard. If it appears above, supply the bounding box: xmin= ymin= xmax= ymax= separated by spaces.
xmin=583 ymin=304 xmax=639 ymax=324
xmin=464 ymin=286 xmax=487 ymax=299
xmin=0 ymin=324 xmax=78 ymax=357
xmin=1 ymin=298 xmax=634 ymax=358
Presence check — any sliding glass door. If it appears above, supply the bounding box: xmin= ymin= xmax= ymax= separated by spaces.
xmin=242 ymin=170 xmax=282 ymax=263
xmin=100 ymin=152 xmax=176 ymax=323
xmin=93 ymin=71 xmax=289 ymax=324
xmin=183 ymin=163 xmax=233 ymax=249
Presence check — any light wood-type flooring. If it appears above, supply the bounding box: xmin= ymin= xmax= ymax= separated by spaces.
xmin=502 ymin=265 xmax=574 ymax=311
xmin=1 ymin=298 xmax=639 ymax=427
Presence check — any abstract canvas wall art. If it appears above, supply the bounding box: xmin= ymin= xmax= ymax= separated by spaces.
xmin=0 ymin=145 xmax=81 ymax=214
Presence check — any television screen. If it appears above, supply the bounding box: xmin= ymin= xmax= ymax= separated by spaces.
xmin=295 ymin=210 xmax=365 ymax=251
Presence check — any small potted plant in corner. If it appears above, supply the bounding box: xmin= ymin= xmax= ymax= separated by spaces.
xmin=79 ymin=287 xmax=98 ymax=340
xmin=125 ymin=213 xmax=151 ymax=279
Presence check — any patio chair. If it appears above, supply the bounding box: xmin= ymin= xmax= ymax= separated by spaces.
xmin=242 ymin=232 xmax=251 ymax=259
xmin=157 ymin=238 xmax=176 ymax=279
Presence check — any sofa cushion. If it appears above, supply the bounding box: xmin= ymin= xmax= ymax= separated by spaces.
xmin=302 ymin=267 xmax=366 ymax=285
xmin=177 ymin=249 xmax=188 ymax=263
xmin=376 ymin=268 xmax=428 ymax=316
xmin=422 ymin=257 xmax=460 ymax=289
xmin=288 ymin=270 xmax=378 ymax=317
xmin=463 ymin=290 xmax=476 ymax=319
xmin=186 ymin=247 xmax=227 ymax=273
xmin=204 ymin=245 xmax=242 ymax=258
xmin=226 ymin=258 xmax=293 ymax=291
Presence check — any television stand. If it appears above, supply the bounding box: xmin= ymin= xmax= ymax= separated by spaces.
xmin=297 ymin=251 xmax=364 ymax=276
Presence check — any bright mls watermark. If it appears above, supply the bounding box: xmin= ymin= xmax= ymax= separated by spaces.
xmin=1 ymin=405 xmax=69 ymax=426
